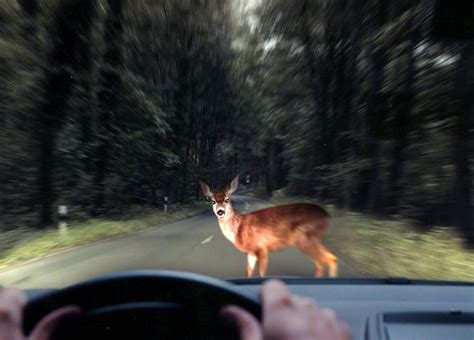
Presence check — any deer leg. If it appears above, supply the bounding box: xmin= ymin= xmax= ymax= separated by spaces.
xmin=322 ymin=246 xmax=338 ymax=278
xmin=328 ymin=259 xmax=338 ymax=278
xmin=313 ymin=258 xmax=324 ymax=277
xmin=297 ymin=238 xmax=326 ymax=277
xmin=312 ymin=245 xmax=324 ymax=277
xmin=313 ymin=242 xmax=339 ymax=278
xmin=257 ymin=250 xmax=268 ymax=277
xmin=246 ymin=254 xmax=257 ymax=277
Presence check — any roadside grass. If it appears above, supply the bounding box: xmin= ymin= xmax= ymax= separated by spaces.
xmin=0 ymin=201 xmax=209 ymax=270
xmin=269 ymin=195 xmax=474 ymax=282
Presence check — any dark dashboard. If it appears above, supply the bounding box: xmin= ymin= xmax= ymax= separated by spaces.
xmin=25 ymin=276 xmax=474 ymax=340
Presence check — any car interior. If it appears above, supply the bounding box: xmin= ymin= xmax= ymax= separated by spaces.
xmin=23 ymin=270 xmax=474 ymax=340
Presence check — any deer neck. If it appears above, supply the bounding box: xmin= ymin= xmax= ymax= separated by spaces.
xmin=217 ymin=206 xmax=242 ymax=244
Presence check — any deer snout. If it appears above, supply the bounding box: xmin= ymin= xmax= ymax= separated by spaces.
xmin=216 ymin=208 xmax=225 ymax=217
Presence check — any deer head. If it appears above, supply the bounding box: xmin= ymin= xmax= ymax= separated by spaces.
xmin=200 ymin=176 xmax=239 ymax=219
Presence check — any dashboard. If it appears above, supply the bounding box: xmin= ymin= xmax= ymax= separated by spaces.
xmin=229 ymin=278 xmax=474 ymax=340
xmin=25 ymin=277 xmax=474 ymax=340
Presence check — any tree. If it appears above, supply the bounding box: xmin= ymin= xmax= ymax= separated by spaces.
xmin=35 ymin=0 xmax=97 ymax=226
xmin=92 ymin=0 xmax=123 ymax=215
xmin=454 ymin=42 xmax=473 ymax=246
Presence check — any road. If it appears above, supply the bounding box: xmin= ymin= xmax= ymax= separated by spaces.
xmin=0 ymin=196 xmax=356 ymax=289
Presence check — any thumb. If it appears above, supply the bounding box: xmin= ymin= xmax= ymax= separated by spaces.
xmin=220 ymin=305 xmax=262 ymax=340
xmin=29 ymin=306 xmax=81 ymax=340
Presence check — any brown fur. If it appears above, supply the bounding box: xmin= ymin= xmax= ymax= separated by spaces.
xmin=235 ymin=203 xmax=328 ymax=252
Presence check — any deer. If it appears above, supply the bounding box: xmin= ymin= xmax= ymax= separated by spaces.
xmin=199 ymin=176 xmax=338 ymax=278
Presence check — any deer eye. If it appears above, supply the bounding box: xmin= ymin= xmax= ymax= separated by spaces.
xmin=224 ymin=198 xmax=230 ymax=203
xmin=211 ymin=200 xmax=216 ymax=205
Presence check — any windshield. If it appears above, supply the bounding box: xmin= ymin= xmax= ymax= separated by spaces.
xmin=0 ymin=0 xmax=473 ymax=289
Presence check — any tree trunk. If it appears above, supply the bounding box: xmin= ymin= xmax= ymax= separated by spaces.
xmin=18 ymin=0 xmax=38 ymax=45
xmin=360 ymin=0 xmax=389 ymax=212
xmin=387 ymin=18 xmax=418 ymax=213
xmin=454 ymin=42 xmax=473 ymax=247
xmin=36 ymin=0 xmax=96 ymax=226
xmin=92 ymin=0 xmax=123 ymax=215
xmin=38 ymin=130 xmax=54 ymax=226
xmin=299 ymin=0 xmax=329 ymax=197
xmin=265 ymin=139 xmax=275 ymax=196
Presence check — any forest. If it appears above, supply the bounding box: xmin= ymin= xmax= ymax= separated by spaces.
xmin=0 ymin=0 xmax=472 ymax=245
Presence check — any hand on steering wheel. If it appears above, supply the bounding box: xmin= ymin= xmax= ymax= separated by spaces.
xmin=22 ymin=271 xmax=261 ymax=339
xmin=221 ymin=280 xmax=351 ymax=340
xmin=4 ymin=273 xmax=350 ymax=340
xmin=0 ymin=287 xmax=79 ymax=340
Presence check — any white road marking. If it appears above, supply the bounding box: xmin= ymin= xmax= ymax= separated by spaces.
xmin=201 ymin=235 xmax=214 ymax=244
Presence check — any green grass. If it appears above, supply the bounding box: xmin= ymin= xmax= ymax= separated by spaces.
xmin=0 ymin=201 xmax=209 ymax=270
xmin=269 ymin=195 xmax=474 ymax=282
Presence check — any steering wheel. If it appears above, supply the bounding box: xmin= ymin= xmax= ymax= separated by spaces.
xmin=23 ymin=270 xmax=261 ymax=340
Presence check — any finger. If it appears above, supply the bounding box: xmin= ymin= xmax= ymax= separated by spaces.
xmin=0 ymin=288 xmax=26 ymax=327
xmin=29 ymin=306 xmax=81 ymax=340
xmin=16 ymin=291 xmax=27 ymax=308
xmin=318 ymin=308 xmax=341 ymax=336
xmin=0 ymin=288 xmax=27 ymax=309
xmin=293 ymin=296 xmax=318 ymax=310
xmin=260 ymin=279 xmax=291 ymax=312
xmin=320 ymin=308 xmax=337 ymax=320
xmin=336 ymin=321 xmax=352 ymax=340
xmin=220 ymin=305 xmax=262 ymax=340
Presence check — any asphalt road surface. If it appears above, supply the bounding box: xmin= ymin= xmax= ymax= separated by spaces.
xmin=0 ymin=195 xmax=356 ymax=289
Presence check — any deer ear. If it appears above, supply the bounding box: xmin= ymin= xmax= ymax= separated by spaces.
xmin=226 ymin=175 xmax=239 ymax=195
xmin=199 ymin=181 xmax=212 ymax=198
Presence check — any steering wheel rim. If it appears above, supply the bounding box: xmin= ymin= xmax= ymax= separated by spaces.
xmin=23 ymin=270 xmax=261 ymax=339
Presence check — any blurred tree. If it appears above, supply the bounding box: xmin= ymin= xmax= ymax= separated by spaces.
xmin=92 ymin=0 xmax=123 ymax=215
xmin=17 ymin=0 xmax=38 ymax=45
xmin=35 ymin=0 xmax=97 ymax=226
xmin=454 ymin=42 xmax=473 ymax=245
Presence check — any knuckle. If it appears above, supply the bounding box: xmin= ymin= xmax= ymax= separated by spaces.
xmin=263 ymin=279 xmax=285 ymax=291
xmin=295 ymin=296 xmax=318 ymax=310
xmin=2 ymin=288 xmax=25 ymax=305
xmin=16 ymin=293 xmax=27 ymax=308
xmin=301 ymin=297 xmax=317 ymax=307
xmin=276 ymin=295 xmax=293 ymax=307
xmin=321 ymin=308 xmax=337 ymax=320
xmin=0 ymin=308 xmax=14 ymax=322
